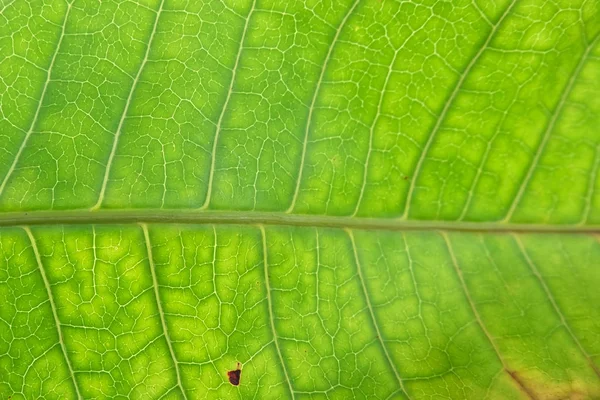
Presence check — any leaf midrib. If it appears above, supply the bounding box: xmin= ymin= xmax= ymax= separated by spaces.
xmin=1 ymin=209 xmax=597 ymax=233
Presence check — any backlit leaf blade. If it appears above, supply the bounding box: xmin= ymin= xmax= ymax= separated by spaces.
xmin=0 ymin=0 xmax=599 ymax=398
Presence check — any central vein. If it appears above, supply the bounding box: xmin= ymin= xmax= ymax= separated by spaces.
xmin=0 ymin=209 xmax=597 ymax=233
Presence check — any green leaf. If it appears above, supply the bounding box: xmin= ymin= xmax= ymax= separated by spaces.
xmin=0 ymin=0 xmax=599 ymax=399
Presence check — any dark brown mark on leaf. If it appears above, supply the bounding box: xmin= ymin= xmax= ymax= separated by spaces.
xmin=506 ymin=369 xmax=537 ymax=400
xmin=227 ymin=362 xmax=242 ymax=386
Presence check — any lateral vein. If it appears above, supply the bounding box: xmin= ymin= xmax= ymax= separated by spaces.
xmin=200 ymin=0 xmax=257 ymax=210
xmin=24 ymin=226 xmax=83 ymax=400
xmin=442 ymin=232 xmax=537 ymax=399
xmin=141 ymin=223 xmax=188 ymax=399
xmin=92 ymin=0 xmax=166 ymax=210
xmin=503 ymin=35 xmax=600 ymax=221
xmin=513 ymin=234 xmax=600 ymax=380
xmin=401 ymin=0 xmax=518 ymax=219
xmin=347 ymin=229 xmax=411 ymax=399
xmin=0 ymin=1 xmax=73 ymax=198
xmin=287 ymin=0 xmax=361 ymax=213
xmin=260 ymin=225 xmax=296 ymax=399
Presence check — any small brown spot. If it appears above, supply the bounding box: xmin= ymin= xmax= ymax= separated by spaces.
xmin=403 ymin=175 xmax=410 ymax=181
xmin=227 ymin=362 xmax=242 ymax=386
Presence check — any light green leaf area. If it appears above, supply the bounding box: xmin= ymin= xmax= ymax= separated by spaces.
xmin=0 ymin=0 xmax=600 ymax=399
xmin=0 ymin=226 xmax=599 ymax=399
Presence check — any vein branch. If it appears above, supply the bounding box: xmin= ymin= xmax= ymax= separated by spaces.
xmin=24 ymin=226 xmax=83 ymax=400
xmin=442 ymin=232 xmax=536 ymax=399
xmin=353 ymin=25 xmax=425 ymax=217
xmin=287 ymin=0 xmax=361 ymax=213
xmin=92 ymin=0 xmax=166 ymax=210
xmin=347 ymin=229 xmax=410 ymax=399
xmin=353 ymin=49 xmax=400 ymax=217
xmin=581 ymin=143 xmax=600 ymax=224
xmin=401 ymin=0 xmax=518 ymax=219
xmin=141 ymin=223 xmax=188 ymax=399
xmin=0 ymin=1 xmax=73 ymax=198
xmin=200 ymin=0 xmax=257 ymax=210
xmin=513 ymin=234 xmax=600 ymax=380
xmin=260 ymin=225 xmax=295 ymax=399
xmin=503 ymin=35 xmax=600 ymax=221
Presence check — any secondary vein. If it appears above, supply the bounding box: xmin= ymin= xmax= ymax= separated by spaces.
xmin=347 ymin=229 xmax=410 ymax=399
xmin=260 ymin=225 xmax=296 ymax=399
xmin=92 ymin=0 xmax=166 ymax=210
xmin=200 ymin=0 xmax=257 ymax=210
xmin=141 ymin=223 xmax=188 ymax=399
xmin=514 ymin=234 xmax=600 ymax=380
xmin=503 ymin=35 xmax=600 ymax=222
xmin=401 ymin=0 xmax=519 ymax=219
xmin=287 ymin=0 xmax=362 ymax=213
xmin=24 ymin=226 xmax=83 ymax=400
xmin=0 ymin=1 xmax=73 ymax=198
xmin=442 ymin=232 xmax=537 ymax=399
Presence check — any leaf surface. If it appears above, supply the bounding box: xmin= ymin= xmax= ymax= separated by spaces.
xmin=0 ymin=0 xmax=599 ymax=398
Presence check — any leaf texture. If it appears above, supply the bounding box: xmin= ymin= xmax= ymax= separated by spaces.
xmin=0 ymin=0 xmax=599 ymax=398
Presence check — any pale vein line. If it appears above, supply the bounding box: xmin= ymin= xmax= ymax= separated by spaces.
xmin=441 ymin=232 xmax=536 ymax=399
xmin=286 ymin=0 xmax=361 ymax=213
xmin=0 ymin=1 xmax=73 ymax=198
xmin=353 ymin=23 xmax=424 ymax=216
xmin=401 ymin=0 xmax=518 ymax=219
xmin=581 ymin=143 xmax=600 ymax=224
xmin=513 ymin=234 xmax=600 ymax=380
xmin=503 ymin=35 xmax=600 ymax=222
xmin=458 ymin=73 xmax=534 ymax=221
xmin=471 ymin=0 xmax=493 ymax=27
xmin=200 ymin=0 xmax=257 ymax=210
xmin=346 ymin=229 xmax=410 ymax=399
xmin=352 ymin=48 xmax=401 ymax=217
xmin=259 ymin=225 xmax=295 ymax=399
xmin=141 ymin=223 xmax=188 ymax=399
xmin=0 ymin=0 xmax=17 ymax=15
xmin=402 ymin=232 xmax=432 ymax=351
xmin=23 ymin=226 xmax=83 ymax=400
xmin=208 ymin=225 xmax=223 ymax=323
xmin=91 ymin=225 xmax=98 ymax=297
xmin=92 ymin=0 xmax=166 ymax=210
